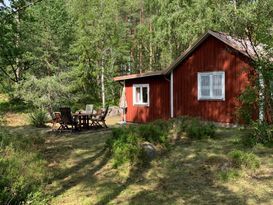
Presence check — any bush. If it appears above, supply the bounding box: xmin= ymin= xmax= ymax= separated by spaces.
xmin=0 ymin=129 xmax=48 ymax=204
xmin=108 ymin=121 xmax=172 ymax=167
xmin=138 ymin=122 xmax=169 ymax=144
xmin=29 ymin=109 xmax=49 ymax=127
xmin=109 ymin=127 xmax=141 ymax=167
xmin=228 ymin=150 xmax=260 ymax=171
xmin=236 ymin=86 xmax=257 ymax=125
xmin=185 ymin=118 xmax=216 ymax=139
xmin=0 ymin=147 xmax=47 ymax=204
xmin=241 ymin=121 xmax=273 ymax=147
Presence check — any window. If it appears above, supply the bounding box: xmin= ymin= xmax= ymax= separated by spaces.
xmin=198 ymin=72 xmax=225 ymax=100
xmin=133 ymin=84 xmax=149 ymax=106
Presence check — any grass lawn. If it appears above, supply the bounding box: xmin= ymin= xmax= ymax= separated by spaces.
xmin=38 ymin=128 xmax=271 ymax=205
xmin=1 ymin=95 xmax=272 ymax=205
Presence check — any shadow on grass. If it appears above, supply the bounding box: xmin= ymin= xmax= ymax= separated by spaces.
xmin=127 ymin=142 xmax=248 ymax=205
xmin=52 ymin=148 xmax=111 ymax=197
xmin=95 ymin=137 xmax=250 ymax=205
xmin=95 ymin=162 xmax=152 ymax=205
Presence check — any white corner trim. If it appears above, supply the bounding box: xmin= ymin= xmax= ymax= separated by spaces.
xmin=170 ymin=71 xmax=174 ymax=118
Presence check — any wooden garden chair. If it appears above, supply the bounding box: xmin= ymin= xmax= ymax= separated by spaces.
xmin=51 ymin=112 xmax=62 ymax=129
xmin=91 ymin=106 xmax=109 ymax=128
xmin=59 ymin=107 xmax=78 ymax=131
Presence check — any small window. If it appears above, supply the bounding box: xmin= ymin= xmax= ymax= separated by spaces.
xmin=198 ymin=72 xmax=225 ymax=100
xmin=133 ymin=84 xmax=149 ymax=106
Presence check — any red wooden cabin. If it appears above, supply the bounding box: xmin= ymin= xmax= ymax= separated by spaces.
xmin=114 ymin=31 xmax=256 ymax=123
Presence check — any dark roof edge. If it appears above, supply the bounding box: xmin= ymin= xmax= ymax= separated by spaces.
xmin=113 ymin=70 xmax=163 ymax=81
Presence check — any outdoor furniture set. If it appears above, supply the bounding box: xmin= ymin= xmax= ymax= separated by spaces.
xmin=52 ymin=105 xmax=109 ymax=131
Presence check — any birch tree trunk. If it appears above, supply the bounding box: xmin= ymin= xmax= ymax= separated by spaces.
xmin=15 ymin=10 xmax=20 ymax=82
xmin=149 ymin=21 xmax=153 ymax=71
xmin=101 ymin=58 xmax=105 ymax=108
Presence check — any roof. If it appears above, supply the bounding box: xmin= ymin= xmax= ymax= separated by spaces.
xmin=113 ymin=70 xmax=163 ymax=81
xmin=114 ymin=30 xmax=256 ymax=81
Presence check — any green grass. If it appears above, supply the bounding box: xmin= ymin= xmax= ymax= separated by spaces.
xmin=35 ymin=127 xmax=271 ymax=205
xmin=1 ymin=96 xmax=272 ymax=205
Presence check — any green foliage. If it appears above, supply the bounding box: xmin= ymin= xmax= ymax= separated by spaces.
xmin=108 ymin=120 xmax=171 ymax=167
xmin=29 ymin=109 xmax=49 ymax=128
xmin=138 ymin=120 xmax=170 ymax=144
xmin=1 ymin=0 xmax=273 ymax=111
xmin=0 ymin=129 xmax=48 ymax=204
xmin=18 ymin=75 xmax=72 ymax=112
xmin=237 ymin=87 xmax=257 ymax=124
xmin=0 ymin=96 xmax=30 ymax=115
xmin=185 ymin=118 xmax=216 ymax=139
xmin=228 ymin=150 xmax=260 ymax=171
xmin=242 ymin=121 xmax=273 ymax=147
xmin=109 ymin=126 xmax=141 ymax=167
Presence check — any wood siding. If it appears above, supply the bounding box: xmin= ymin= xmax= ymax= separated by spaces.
xmin=173 ymin=36 xmax=253 ymax=123
xmin=125 ymin=76 xmax=170 ymax=123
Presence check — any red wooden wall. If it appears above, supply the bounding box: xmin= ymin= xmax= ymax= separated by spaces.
xmin=173 ymin=36 xmax=253 ymax=123
xmin=125 ymin=76 xmax=170 ymax=123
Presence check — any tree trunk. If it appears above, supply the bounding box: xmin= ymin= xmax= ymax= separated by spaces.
xmin=101 ymin=59 xmax=105 ymax=109
xmin=15 ymin=10 xmax=20 ymax=82
xmin=149 ymin=21 xmax=153 ymax=71
xmin=259 ymin=72 xmax=265 ymax=122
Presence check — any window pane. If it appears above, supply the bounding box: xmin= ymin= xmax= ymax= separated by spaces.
xmin=200 ymin=75 xmax=210 ymax=97
xmin=201 ymin=89 xmax=210 ymax=96
xmin=135 ymin=87 xmax=141 ymax=103
xmin=213 ymin=74 xmax=223 ymax=97
xmin=201 ymin=75 xmax=210 ymax=87
xmin=213 ymin=75 xmax=222 ymax=86
xmin=142 ymin=87 xmax=148 ymax=103
xmin=213 ymin=89 xmax=222 ymax=96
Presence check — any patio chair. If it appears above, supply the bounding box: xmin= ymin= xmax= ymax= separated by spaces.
xmin=51 ymin=112 xmax=62 ymax=129
xmin=91 ymin=106 xmax=109 ymax=128
xmin=86 ymin=104 xmax=94 ymax=114
xmin=59 ymin=107 xmax=78 ymax=131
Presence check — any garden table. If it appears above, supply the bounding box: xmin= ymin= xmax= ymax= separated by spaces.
xmin=73 ymin=112 xmax=95 ymax=129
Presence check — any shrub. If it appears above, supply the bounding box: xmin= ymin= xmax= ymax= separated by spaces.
xmin=240 ymin=121 xmax=273 ymax=147
xmin=236 ymin=86 xmax=257 ymax=125
xmin=109 ymin=127 xmax=141 ymax=167
xmin=0 ymin=147 xmax=47 ymax=204
xmin=228 ymin=150 xmax=260 ymax=171
xmin=29 ymin=109 xmax=48 ymax=127
xmin=108 ymin=121 xmax=172 ymax=167
xmin=185 ymin=118 xmax=216 ymax=139
xmin=0 ymin=129 xmax=48 ymax=204
xmin=138 ymin=123 xmax=168 ymax=144
xmin=112 ymin=133 xmax=140 ymax=167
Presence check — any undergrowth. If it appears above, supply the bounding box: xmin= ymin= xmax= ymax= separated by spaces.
xmin=29 ymin=109 xmax=49 ymax=128
xmin=0 ymin=127 xmax=49 ymax=204
xmin=108 ymin=117 xmax=216 ymax=167
xmin=218 ymin=149 xmax=260 ymax=182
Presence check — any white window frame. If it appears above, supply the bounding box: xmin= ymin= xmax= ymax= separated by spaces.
xmin=133 ymin=84 xmax=150 ymax=106
xmin=197 ymin=71 xmax=225 ymax=100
